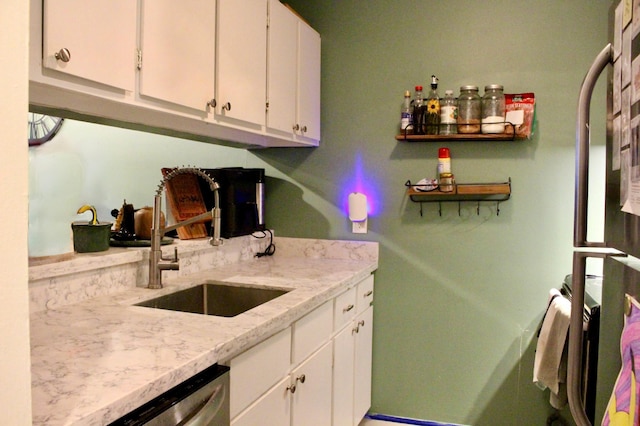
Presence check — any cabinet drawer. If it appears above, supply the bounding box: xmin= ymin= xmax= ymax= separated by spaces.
xmin=356 ymin=275 xmax=374 ymax=314
xmin=334 ymin=287 xmax=357 ymax=331
xmin=292 ymin=301 xmax=332 ymax=365
xmin=229 ymin=327 xmax=292 ymax=418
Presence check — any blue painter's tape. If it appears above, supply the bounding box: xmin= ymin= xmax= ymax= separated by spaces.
xmin=365 ymin=413 xmax=465 ymax=426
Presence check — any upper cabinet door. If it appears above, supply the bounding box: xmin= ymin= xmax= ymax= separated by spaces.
xmin=267 ymin=0 xmax=298 ymax=134
xmin=297 ymin=22 xmax=321 ymax=142
xmin=139 ymin=0 xmax=216 ymax=112
xmin=216 ymin=0 xmax=268 ymax=127
xmin=42 ymin=0 xmax=136 ymax=91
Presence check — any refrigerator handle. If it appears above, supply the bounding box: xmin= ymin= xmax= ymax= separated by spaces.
xmin=574 ymin=43 xmax=613 ymax=248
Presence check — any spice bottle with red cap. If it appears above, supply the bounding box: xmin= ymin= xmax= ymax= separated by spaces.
xmin=437 ymin=147 xmax=451 ymax=176
xmin=437 ymin=148 xmax=454 ymax=192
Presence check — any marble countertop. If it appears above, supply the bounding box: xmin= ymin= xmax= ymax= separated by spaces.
xmin=30 ymin=238 xmax=378 ymax=425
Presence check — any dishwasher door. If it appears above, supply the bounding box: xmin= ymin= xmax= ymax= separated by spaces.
xmin=108 ymin=364 xmax=230 ymax=426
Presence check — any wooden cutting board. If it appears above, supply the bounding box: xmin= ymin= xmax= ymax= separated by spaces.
xmin=161 ymin=168 xmax=209 ymax=239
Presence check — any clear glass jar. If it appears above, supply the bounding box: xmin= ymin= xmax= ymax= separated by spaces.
xmin=481 ymin=84 xmax=506 ymax=134
xmin=456 ymin=85 xmax=481 ymax=134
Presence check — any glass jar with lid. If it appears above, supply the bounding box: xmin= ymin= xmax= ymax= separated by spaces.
xmin=481 ymin=84 xmax=506 ymax=134
xmin=457 ymin=85 xmax=481 ymax=134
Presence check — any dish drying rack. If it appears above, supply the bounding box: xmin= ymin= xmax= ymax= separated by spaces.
xmin=404 ymin=178 xmax=511 ymax=216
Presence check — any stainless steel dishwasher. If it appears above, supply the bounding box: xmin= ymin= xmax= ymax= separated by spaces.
xmin=108 ymin=364 xmax=229 ymax=426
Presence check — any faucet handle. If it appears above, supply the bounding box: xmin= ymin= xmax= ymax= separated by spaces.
xmin=161 ymin=247 xmax=179 ymax=262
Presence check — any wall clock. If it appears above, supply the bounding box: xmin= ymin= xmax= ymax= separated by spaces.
xmin=28 ymin=113 xmax=63 ymax=146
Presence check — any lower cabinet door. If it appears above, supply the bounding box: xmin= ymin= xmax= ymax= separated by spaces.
xmin=333 ymin=324 xmax=355 ymax=426
xmin=231 ymin=376 xmax=291 ymax=426
xmin=291 ymin=341 xmax=333 ymax=426
xmin=353 ymin=307 xmax=374 ymax=424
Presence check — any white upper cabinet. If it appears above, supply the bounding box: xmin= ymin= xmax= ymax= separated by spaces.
xmin=42 ymin=0 xmax=136 ymax=91
xmin=138 ymin=0 xmax=216 ymax=112
xmin=296 ymin=20 xmax=321 ymax=142
xmin=267 ymin=0 xmax=298 ymax=134
xmin=216 ymin=0 xmax=268 ymax=127
xmin=32 ymin=0 xmax=319 ymax=147
xmin=267 ymin=0 xmax=321 ymax=144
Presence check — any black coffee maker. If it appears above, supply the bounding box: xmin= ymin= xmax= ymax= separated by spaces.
xmin=200 ymin=168 xmax=265 ymax=238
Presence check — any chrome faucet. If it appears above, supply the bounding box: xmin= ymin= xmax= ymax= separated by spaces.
xmin=148 ymin=167 xmax=222 ymax=289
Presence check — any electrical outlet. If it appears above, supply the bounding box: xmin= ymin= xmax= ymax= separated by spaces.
xmin=352 ymin=219 xmax=367 ymax=234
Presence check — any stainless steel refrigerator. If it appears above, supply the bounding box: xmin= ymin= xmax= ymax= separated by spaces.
xmin=569 ymin=1 xmax=640 ymax=425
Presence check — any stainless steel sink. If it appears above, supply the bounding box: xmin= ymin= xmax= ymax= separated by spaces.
xmin=135 ymin=282 xmax=290 ymax=317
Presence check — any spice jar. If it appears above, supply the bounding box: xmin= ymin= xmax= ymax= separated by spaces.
xmin=481 ymin=84 xmax=506 ymax=134
xmin=457 ymin=85 xmax=481 ymax=134
xmin=439 ymin=173 xmax=455 ymax=193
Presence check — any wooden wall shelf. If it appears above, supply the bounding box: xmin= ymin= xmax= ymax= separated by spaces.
xmin=395 ymin=133 xmax=525 ymax=142
xmin=405 ymin=179 xmax=511 ymax=216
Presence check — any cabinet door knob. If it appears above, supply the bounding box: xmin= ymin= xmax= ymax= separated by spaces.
xmin=343 ymin=304 xmax=354 ymax=313
xmin=296 ymin=374 xmax=306 ymax=384
xmin=54 ymin=48 xmax=71 ymax=62
xmin=207 ymin=99 xmax=216 ymax=108
xmin=286 ymin=383 xmax=296 ymax=394
xmin=301 ymin=125 xmax=307 ymax=133
xmin=293 ymin=124 xmax=300 ymax=131
xmin=363 ymin=290 xmax=373 ymax=298
xmin=222 ymin=102 xmax=231 ymax=111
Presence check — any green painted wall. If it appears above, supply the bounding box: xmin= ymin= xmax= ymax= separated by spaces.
xmin=250 ymin=1 xmax=611 ymax=424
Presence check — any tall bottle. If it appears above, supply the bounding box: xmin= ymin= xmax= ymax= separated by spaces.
xmin=440 ymin=90 xmax=457 ymax=135
xmin=412 ymin=85 xmax=425 ymax=135
xmin=425 ymin=75 xmax=440 ymax=135
xmin=400 ymin=90 xmax=412 ymax=134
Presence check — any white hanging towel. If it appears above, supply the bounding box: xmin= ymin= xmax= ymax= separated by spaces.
xmin=533 ymin=289 xmax=572 ymax=407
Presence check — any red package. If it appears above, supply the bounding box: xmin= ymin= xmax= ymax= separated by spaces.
xmin=505 ymin=93 xmax=535 ymax=138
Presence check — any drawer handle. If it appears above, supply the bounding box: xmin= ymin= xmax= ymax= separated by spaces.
xmin=296 ymin=374 xmax=306 ymax=384
xmin=363 ymin=290 xmax=373 ymax=298
xmin=343 ymin=304 xmax=354 ymax=313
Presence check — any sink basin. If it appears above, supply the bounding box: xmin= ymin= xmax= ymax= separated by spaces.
xmin=135 ymin=282 xmax=290 ymax=317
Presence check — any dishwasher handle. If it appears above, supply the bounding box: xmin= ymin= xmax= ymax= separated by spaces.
xmin=183 ymin=384 xmax=226 ymax=426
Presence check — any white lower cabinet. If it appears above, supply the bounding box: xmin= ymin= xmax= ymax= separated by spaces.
xmin=333 ymin=275 xmax=374 ymax=426
xmin=231 ymin=376 xmax=290 ymax=426
xmin=228 ymin=276 xmax=374 ymax=426
xmin=291 ymin=341 xmax=333 ymax=426
xmin=353 ymin=307 xmax=374 ymax=424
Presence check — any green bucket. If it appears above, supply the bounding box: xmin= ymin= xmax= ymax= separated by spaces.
xmin=71 ymin=221 xmax=112 ymax=253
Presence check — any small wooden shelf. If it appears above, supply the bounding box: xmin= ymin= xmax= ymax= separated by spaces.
xmin=395 ymin=133 xmax=526 ymax=142
xmin=405 ymin=179 xmax=511 ymax=216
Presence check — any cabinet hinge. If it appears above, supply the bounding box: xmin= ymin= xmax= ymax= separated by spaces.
xmin=136 ymin=49 xmax=143 ymax=70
